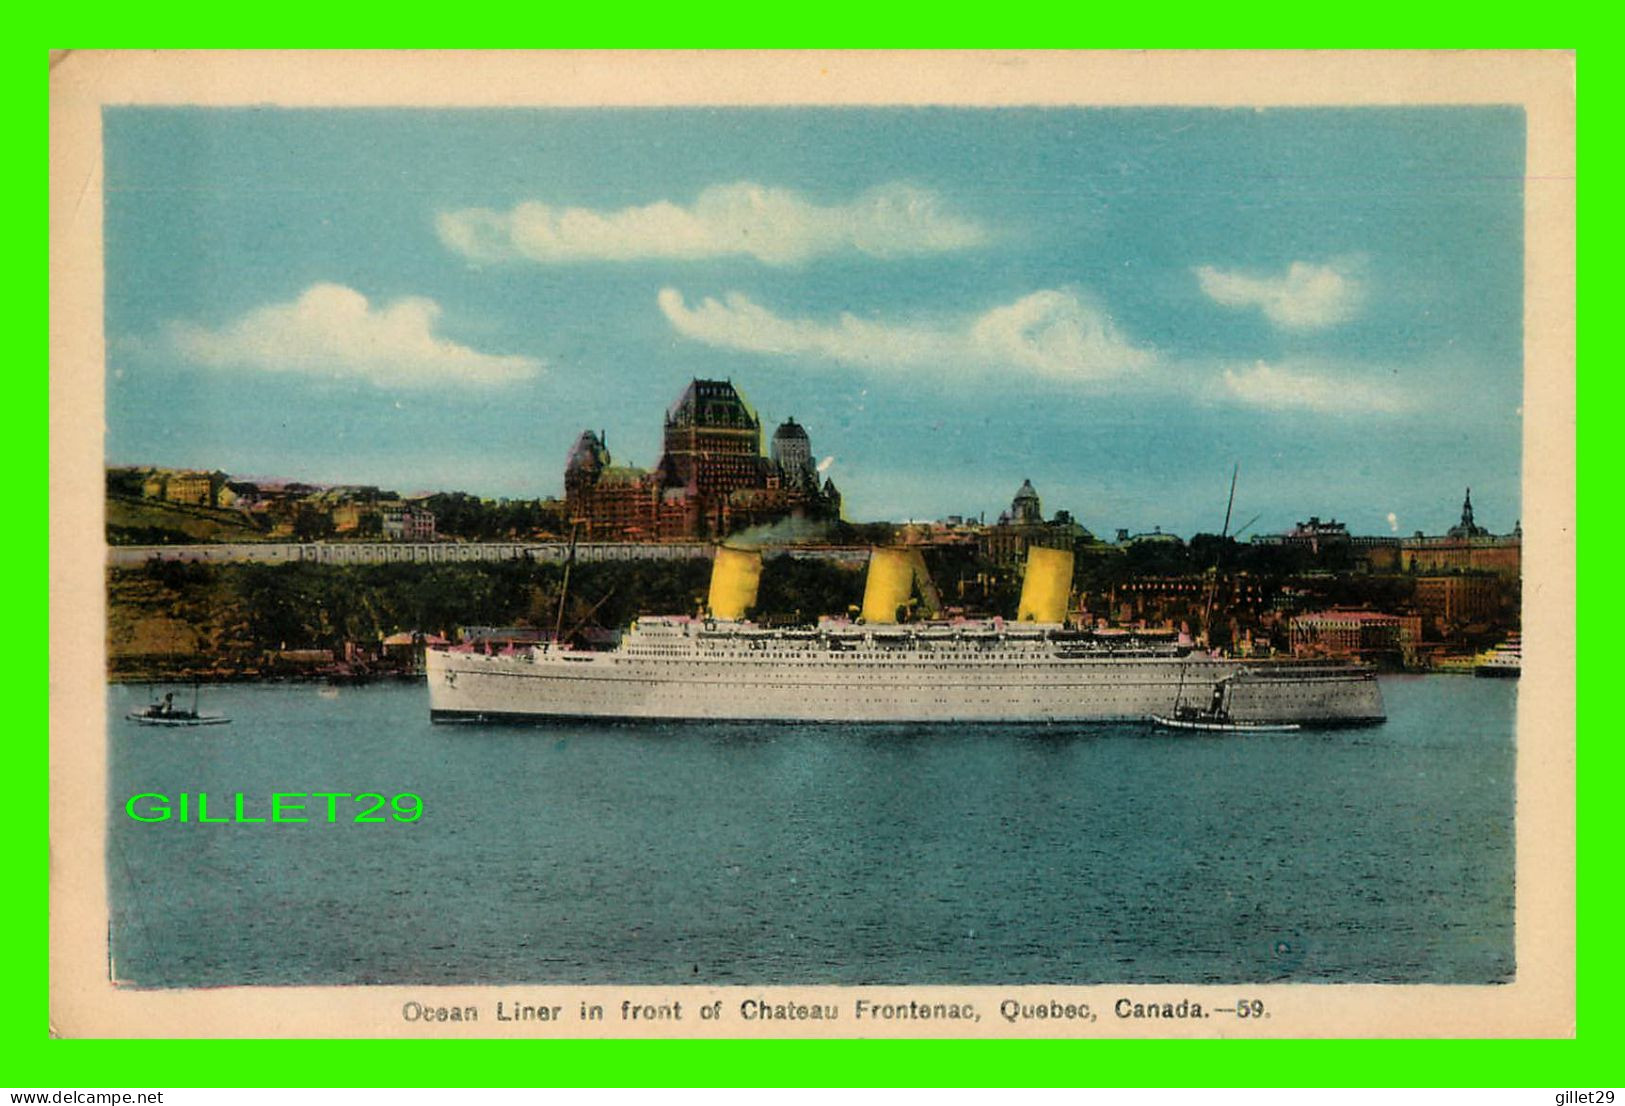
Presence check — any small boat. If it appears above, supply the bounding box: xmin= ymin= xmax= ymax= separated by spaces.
xmin=1150 ymin=712 xmax=1301 ymax=733
xmin=126 ymin=689 xmax=230 ymax=727
xmin=1474 ymin=634 xmax=1521 ymax=678
xmin=1154 ymin=670 xmax=1301 ymax=732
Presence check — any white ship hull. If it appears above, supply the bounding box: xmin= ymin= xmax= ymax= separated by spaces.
xmin=427 ymin=618 xmax=1384 ymax=727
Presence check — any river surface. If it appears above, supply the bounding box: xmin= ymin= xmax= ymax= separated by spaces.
xmin=106 ymin=676 xmax=1515 ymax=987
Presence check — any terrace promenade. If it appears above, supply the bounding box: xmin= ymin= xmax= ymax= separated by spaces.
xmin=106 ymin=541 xmax=872 ymax=567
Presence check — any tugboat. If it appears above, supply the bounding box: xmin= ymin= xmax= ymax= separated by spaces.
xmin=1149 ymin=704 xmax=1302 ymax=733
xmin=125 ymin=688 xmax=230 ymax=727
xmin=1150 ymin=675 xmax=1302 ymax=733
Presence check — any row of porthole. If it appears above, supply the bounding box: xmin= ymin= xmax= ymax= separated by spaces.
xmin=606 ymin=660 xmax=1164 ymax=680
xmin=481 ymin=661 xmax=1200 ymax=685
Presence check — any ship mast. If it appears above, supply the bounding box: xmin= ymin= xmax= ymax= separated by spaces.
xmin=563 ymin=587 xmax=616 ymax=645
xmin=554 ymin=519 xmax=581 ymax=642
xmin=1200 ymin=464 xmax=1239 ymax=649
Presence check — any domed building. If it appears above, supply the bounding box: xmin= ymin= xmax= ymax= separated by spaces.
xmin=983 ymin=478 xmax=1092 ymax=566
xmin=1008 ymin=479 xmax=1043 ymax=525
xmin=1398 ymin=487 xmax=1521 ymax=579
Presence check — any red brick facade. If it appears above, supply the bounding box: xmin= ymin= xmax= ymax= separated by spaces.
xmin=564 ymin=380 xmax=841 ymax=541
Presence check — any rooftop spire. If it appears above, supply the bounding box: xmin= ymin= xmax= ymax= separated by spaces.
xmin=1448 ymin=486 xmax=1491 ymax=539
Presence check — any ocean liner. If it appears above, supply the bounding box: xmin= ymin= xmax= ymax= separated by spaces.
xmin=426 ymin=546 xmax=1385 ymax=726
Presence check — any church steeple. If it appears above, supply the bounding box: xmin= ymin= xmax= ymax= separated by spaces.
xmin=1447 ymin=486 xmax=1489 ymax=539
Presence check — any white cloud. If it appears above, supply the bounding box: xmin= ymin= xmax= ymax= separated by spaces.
xmin=1193 ymin=258 xmax=1365 ymax=330
xmin=657 ymin=287 xmax=1155 ymax=382
xmin=168 ymin=283 xmax=541 ymax=388
xmin=1219 ymin=360 xmax=1411 ymax=414
xmin=438 ymin=181 xmax=986 ymax=266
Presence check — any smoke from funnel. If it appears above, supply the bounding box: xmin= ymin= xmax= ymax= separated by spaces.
xmin=726 ymin=515 xmax=834 ymax=549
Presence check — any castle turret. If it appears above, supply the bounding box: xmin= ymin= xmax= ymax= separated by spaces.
xmin=662 ymin=379 xmax=761 ymax=496
xmin=565 ymin=430 xmax=610 ymax=489
xmin=771 ymin=417 xmax=816 ymax=485
xmin=563 ymin=379 xmax=842 ymax=542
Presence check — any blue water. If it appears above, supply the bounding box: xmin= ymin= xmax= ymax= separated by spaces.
xmin=107 ymin=676 xmax=1515 ymax=987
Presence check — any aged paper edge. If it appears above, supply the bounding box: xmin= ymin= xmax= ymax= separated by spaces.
xmin=47 ymin=49 xmax=1577 ymax=1040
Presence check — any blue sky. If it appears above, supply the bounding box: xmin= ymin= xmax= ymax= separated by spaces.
xmin=103 ymin=106 xmax=1525 ymax=538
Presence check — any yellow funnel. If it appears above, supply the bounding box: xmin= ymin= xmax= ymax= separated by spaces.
xmin=708 ymin=546 xmax=762 ymax=620
xmin=861 ymin=548 xmax=917 ymax=623
xmin=1017 ymin=546 xmax=1074 ymax=623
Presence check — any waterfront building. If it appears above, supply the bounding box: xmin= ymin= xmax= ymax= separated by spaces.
xmin=1289 ymin=609 xmax=1409 ymax=662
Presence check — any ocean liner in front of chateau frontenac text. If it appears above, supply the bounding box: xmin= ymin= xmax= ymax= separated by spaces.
xmin=426 ymin=545 xmax=1385 ymax=726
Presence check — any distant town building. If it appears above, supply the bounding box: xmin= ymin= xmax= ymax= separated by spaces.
xmin=331 ymin=502 xmax=375 ymax=534
xmin=141 ymin=469 xmax=229 ymax=507
xmin=1266 ymin=516 xmax=1352 ymax=554
xmin=981 ymin=480 xmax=1093 ymax=566
xmin=1116 ymin=574 xmax=1267 ymax=622
xmin=1289 ymin=609 xmax=1410 ymax=662
xmin=216 ymin=481 xmax=258 ymax=508
xmin=1114 ymin=526 xmax=1184 ymax=549
xmin=1350 ymin=536 xmax=1402 ymax=572
xmin=298 ymin=487 xmax=436 ymax=542
xmin=1248 ymin=490 xmax=1517 ymax=579
xmin=1251 ymin=516 xmax=1402 ymax=571
xmin=564 ymin=379 xmax=842 ymax=541
xmin=1414 ymin=573 xmax=1503 ymax=633
xmin=896 ymin=517 xmax=982 ymax=549
xmin=1400 ymin=489 xmax=1521 ymax=579
xmin=381 ymin=501 xmax=436 ymax=542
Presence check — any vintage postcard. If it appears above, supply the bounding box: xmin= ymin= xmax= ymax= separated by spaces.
xmin=49 ymin=50 xmax=1575 ymax=1038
